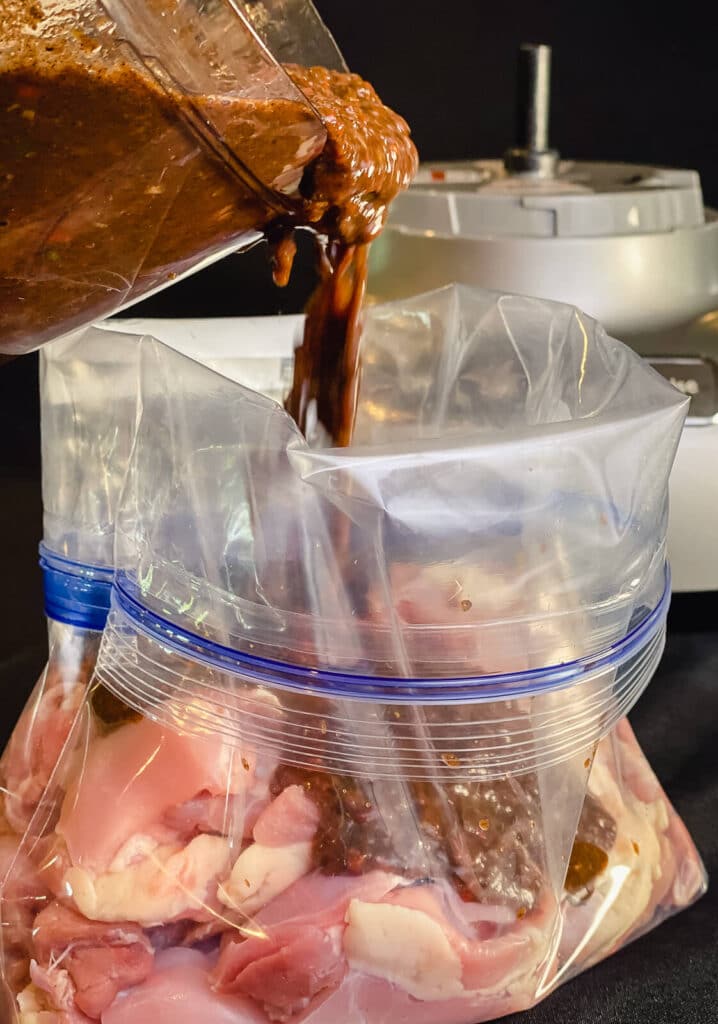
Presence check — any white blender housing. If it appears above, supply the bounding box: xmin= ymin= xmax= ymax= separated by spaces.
xmin=369 ymin=44 xmax=718 ymax=592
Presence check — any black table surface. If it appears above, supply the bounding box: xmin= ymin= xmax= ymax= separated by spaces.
xmin=1 ymin=349 xmax=717 ymax=1023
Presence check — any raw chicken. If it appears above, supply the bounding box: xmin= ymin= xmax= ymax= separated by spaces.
xmin=162 ymin=793 xmax=263 ymax=841
xmin=31 ymin=902 xmax=153 ymax=1018
xmin=0 ymin=682 xmax=704 ymax=1024
xmin=57 ymin=717 xmax=255 ymax=873
xmin=102 ymin=948 xmax=266 ymax=1024
xmin=214 ymin=867 xmax=550 ymax=1021
xmin=0 ymin=624 xmax=101 ymax=844
xmin=366 ymin=563 xmax=531 ymax=676
xmin=219 ymin=787 xmax=321 ymax=914
xmin=63 ymin=834 xmax=232 ymax=926
xmin=1 ymin=672 xmax=86 ymax=836
xmin=557 ymin=720 xmax=707 ymax=981
xmin=162 ymin=745 xmax=278 ymax=843
xmin=43 ymin=713 xmax=263 ymax=929
xmin=214 ymin=872 xmax=403 ymax=1020
xmin=0 ymin=837 xmax=52 ymax=994
xmin=218 ymin=923 xmax=346 ymax=1021
xmin=347 ymin=880 xmax=550 ymax=997
xmin=18 ymin=959 xmax=100 ymax=1024
xmin=252 ymin=786 xmax=321 ymax=847
xmin=291 ymin=971 xmax=534 ymax=1024
xmin=219 ymin=842 xmax=314 ymax=918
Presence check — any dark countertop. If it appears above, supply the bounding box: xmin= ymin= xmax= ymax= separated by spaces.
xmin=1 ymin=349 xmax=716 ymax=1023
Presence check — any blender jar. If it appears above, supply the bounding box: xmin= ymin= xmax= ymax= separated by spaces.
xmin=0 ymin=0 xmax=339 ymax=355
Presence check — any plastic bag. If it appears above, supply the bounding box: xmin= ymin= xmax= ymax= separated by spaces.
xmin=0 ymin=287 xmax=705 ymax=1024
xmin=0 ymin=326 xmax=143 ymax=848
xmin=103 ymin=315 xmax=305 ymax=406
xmin=0 ymin=318 xmax=293 ymax=843
xmin=554 ymin=717 xmax=705 ymax=986
xmin=115 ymin=285 xmax=686 ymax=671
xmin=0 ymin=327 xmax=144 ymax=1016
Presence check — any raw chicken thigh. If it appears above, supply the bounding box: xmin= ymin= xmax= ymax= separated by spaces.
xmin=0 ymin=677 xmax=704 ymax=1024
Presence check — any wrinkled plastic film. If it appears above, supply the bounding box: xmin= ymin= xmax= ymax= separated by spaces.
xmin=1 ymin=325 xmax=147 ymax=839
xmin=551 ymin=719 xmax=706 ymax=990
xmin=0 ymin=329 xmax=142 ymax=1018
xmin=40 ymin=328 xmax=145 ymax=566
xmin=94 ymin=583 xmax=669 ymax=778
xmin=0 ymin=328 xmax=146 ymax=908
xmin=0 ymin=287 xmax=704 ymax=1024
xmin=0 ymin=667 xmax=705 ymax=1022
xmin=98 ymin=314 xmax=304 ymax=403
xmin=115 ymin=287 xmax=686 ymax=674
xmin=0 ymin=620 xmax=101 ymax=841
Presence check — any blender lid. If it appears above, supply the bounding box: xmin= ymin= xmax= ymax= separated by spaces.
xmin=390 ymin=159 xmax=706 ymax=239
xmin=391 ymin=44 xmax=706 ymax=240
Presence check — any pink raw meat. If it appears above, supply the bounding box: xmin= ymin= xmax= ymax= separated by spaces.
xmin=162 ymin=794 xmax=241 ymax=837
xmin=163 ymin=791 xmax=268 ymax=839
xmin=558 ymin=720 xmax=706 ymax=980
xmin=32 ymin=834 xmax=74 ymax=896
xmin=57 ymin=717 xmax=255 ymax=872
xmin=616 ymin=725 xmax=700 ymax=914
xmin=0 ymin=835 xmax=52 ymax=990
xmin=368 ymin=563 xmax=531 ymax=676
xmin=213 ymin=873 xmax=401 ymax=1019
xmin=252 ymin=786 xmax=320 ymax=847
xmin=1 ymin=675 xmax=85 ymax=834
xmin=0 ymin=834 xmax=49 ymax=911
xmin=253 ymin=871 xmax=402 ymax=930
xmin=293 ymin=971 xmax=533 ymax=1024
xmin=378 ymin=882 xmax=547 ymax=993
xmin=102 ymin=948 xmax=267 ymax=1024
xmin=660 ymin=806 xmax=707 ymax=909
xmin=0 ymin=833 xmax=19 ymax=885
xmin=214 ymin=925 xmax=345 ymax=1022
xmin=613 ymin=718 xmax=663 ymax=804
xmin=32 ymin=902 xmax=154 ymax=1019
xmin=611 ymin=721 xmax=704 ymax=914
xmin=163 ymin=750 xmax=277 ymax=840
xmin=27 ymin=961 xmax=94 ymax=1024
xmin=370 ymin=879 xmax=512 ymax=940
xmin=66 ymin=945 xmax=153 ymax=1019
xmin=215 ymin=869 xmax=549 ymax=1020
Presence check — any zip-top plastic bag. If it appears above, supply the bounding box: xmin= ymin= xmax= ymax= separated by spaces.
xmin=1 ymin=286 xmax=706 ymax=1024
xmin=0 ymin=327 xmax=143 ymax=1004
xmin=0 ymin=314 xmax=312 ymax=843
xmin=0 ymin=319 xmax=314 ymax=1011
xmin=102 ymin=314 xmax=305 ymax=405
xmin=0 ymin=327 xmax=142 ymax=840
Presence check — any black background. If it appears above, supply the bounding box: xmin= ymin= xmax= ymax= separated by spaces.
xmin=1 ymin=1 xmax=717 ymax=1019
xmin=314 ymin=0 xmax=718 ymax=205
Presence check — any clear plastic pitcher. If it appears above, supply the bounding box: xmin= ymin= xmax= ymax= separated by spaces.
xmin=0 ymin=0 xmax=343 ymax=355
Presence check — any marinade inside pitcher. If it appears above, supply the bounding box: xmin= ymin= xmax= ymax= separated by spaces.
xmin=1 ymin=4 xmax=417 ymax=444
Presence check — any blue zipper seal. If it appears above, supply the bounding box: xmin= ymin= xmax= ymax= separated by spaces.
xmin=39 ymin=543 xmax=114 ymax=632
xmin=113 ymin=566 xmax=670 ymax=702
